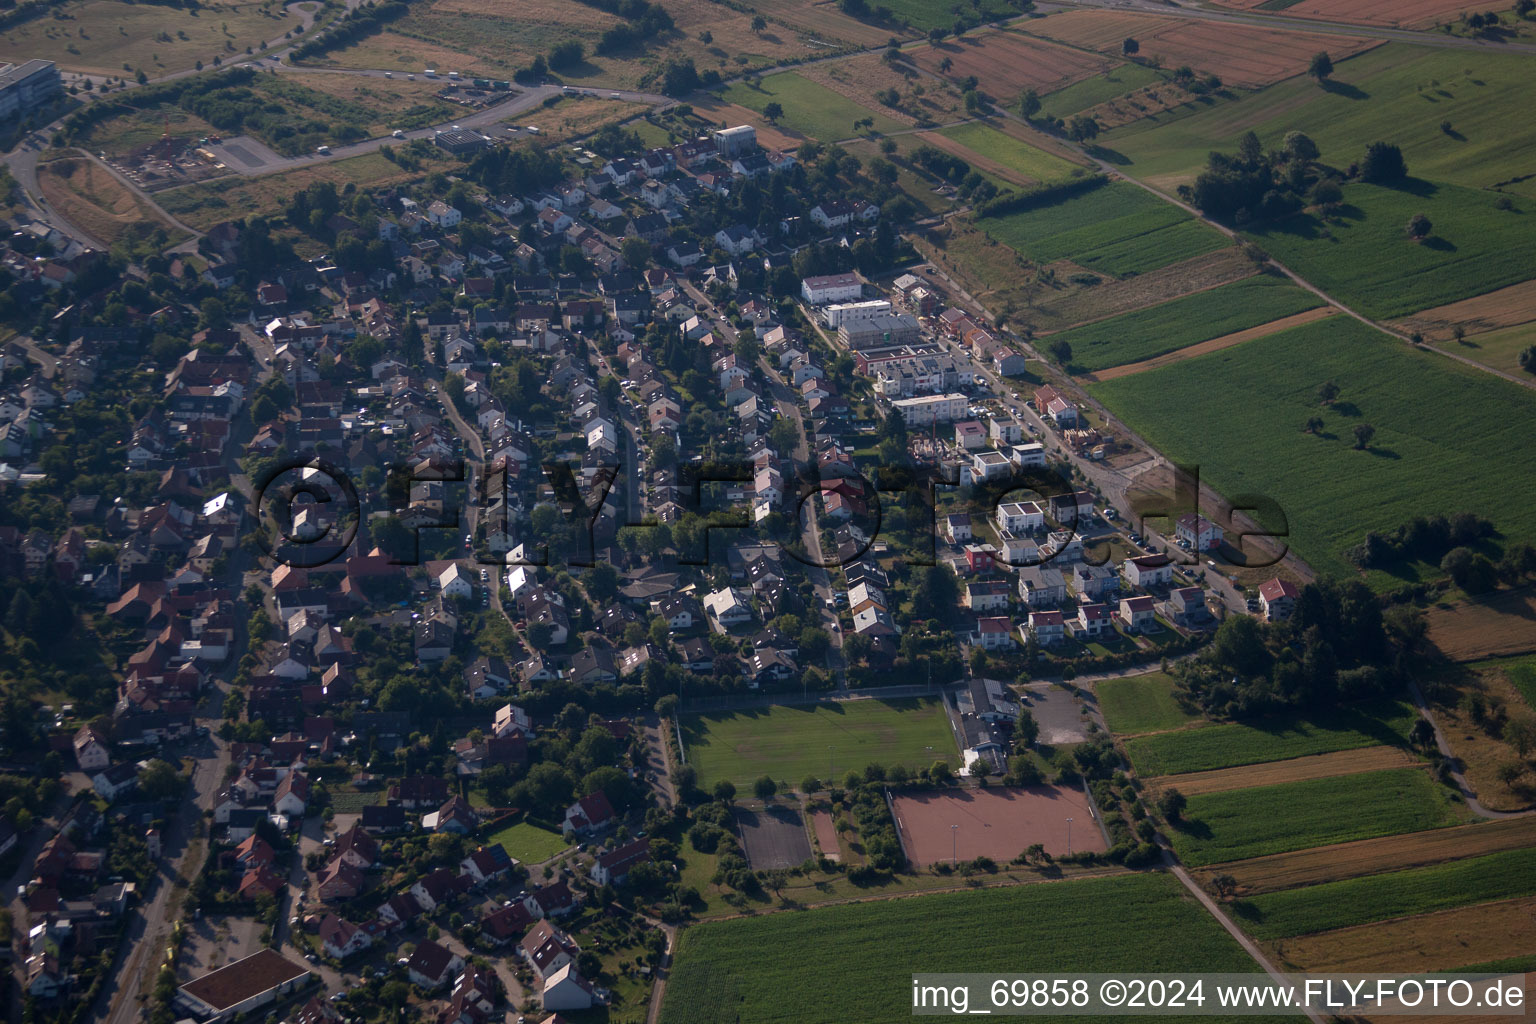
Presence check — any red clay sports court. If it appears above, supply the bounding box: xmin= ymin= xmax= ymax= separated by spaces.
xmin=890 ymin=785 xmax=1107 ymax=866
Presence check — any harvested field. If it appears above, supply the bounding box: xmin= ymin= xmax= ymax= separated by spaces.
xmin=1088 ymin=307 xmax=1337 ymax=382
xmin=744 ymin=0 xmax=901 ymax=46
xmin=1392 ymin=277 xmax=1536 ymax=344
xmin=809 ymin=807 xmax=840 ymax=862
xmin=1022 ymin=10 xmax=1380 ymax=88
xmin=909 ymin=30 xmax=1114 ymax=99
xmin=1426 ymin=587 xmax=1536 ymax=661
xmin=798 ymin=52 xmax=965 ymax=129
xmin=1277 ymin=896 xmax=1536 ymax=972
xmin=1195 ymin=816 xmax=1536 ymax=895
xmin=891 ymin=785 xmax=1105 ymax=866
xmin=733 ymin=805 xmax=813 ymax=870
xmin=1275 ymin=0 xmax=1496 ymax=30
xmin=1150 ymin=746 xmax=1416 ymax=797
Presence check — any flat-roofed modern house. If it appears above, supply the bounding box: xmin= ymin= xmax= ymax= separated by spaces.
xmin=176 ymin=950 xmax=311 ymax=1022
xmin=0 ymin=61 xmax=61 ymax=120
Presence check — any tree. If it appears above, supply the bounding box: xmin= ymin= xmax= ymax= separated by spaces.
xmin=1155 ymin=787 xmax=1186 ymax=822
xmin=1303 ymin=415 xmax=1324 ymax=435
xmin=1067 ymin=115 xmax=1100 ymax=143
xmin=1406 ymin=212 xmax=1432 ymax=239
xmin=1308 ymin=51 xmax=1333 ymax=81
xmin=751 ymin=14 xmax=766 ymax=32
xmin=138 ymin=759 xmax=183 ymax=800
xmin=800 ymin=775 xmax=821 ymax=794
xmin=753 ymin=775 xmax=777 ymax=801
xmin=939 ymin=56 xmax=953 ymax=73
xmin=1520 ymin=346 xmax=1536 ymax=375
xmin=1352 ymin=423 xmax=1375 ymax=450
xmin=915 ymin=565 xmax=959 ymax=613
xmin=762 ymin=101 xmax=783 ymax=124
xmin=1409 ymin=717 xmax=1437 ymax=751
xmin=1122 ymin=36 xmax=1139 ymax=56
xmin=1360 ymin=141 xmax=1408 ymax=183
xmin=620 ymin=236 xmax=650 ymax=268
xmin=1442 ymin=546 xmax=1499 ymax=594
xmin=1017 ymin=87 xmax=1040 ymax=119
xmin=1211 ymin=874 xmax=1238 ymax=901
xmin=1504 ymin=716 xmax=1536 ymax=757
xmin=1316 ymin=379 xmax=1340 ymax=405
xmin=1283 ymin=130 xmax=1319 ymax=163
xmin=713 ymin=779 xmax=736 ymax=802
xmin=1048 ymin=339 xmax=1073 ymax=365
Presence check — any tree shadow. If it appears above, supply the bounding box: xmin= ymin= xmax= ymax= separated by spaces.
xmin=1423 ymin=236 xmax=1458 ymax=252
xmin=1442 ymin=128 xmax=1467 ymax=142
xmin=1319 ymin=79 xmax=1368 ymax=100
xmin=1329 ymin=400 xmax=1361 ymax=417
xmin=1365 ymin=446 xmax=1401 ymax=460
xmin=1171 ymin=817 xmax=1212 ymax=840
xmin=1394 ymin=177 xmax=1440 ymax=198
xmin=1089 ymin=145 xmax=1131 ymax=165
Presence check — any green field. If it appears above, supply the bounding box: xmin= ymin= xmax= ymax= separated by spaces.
xmin=1089 ymin=316 xmax=1536 ymax=581
xmin=722 ymin=72 xmax=905 ymax=143
xmin=1246 ymin=180 xmax=1536 ymax=319
xmin=682 ymin=699 xmax=957 ymax=791
xmin=1487 ymin=655 xmax=1536 ymax=711
xmin=868 ymin=0 xmax=1020 ymax=32
xmin=1047 ymin=274 xmax=1322 ymax=372
xmin=1232 ymin=845 xmax=1536 ymax=940
xmin=1454 ymin=321 xmax=1536 ymax=375
xmin=1125 ymin=700 xmax=1419 ymax=777
xmin=1170 ymin=768 xmax=1470 ymax=866
xmin=980 ymin=181 xmax=1229 ymax=277
xmin=1105 ymin=45 xmax=1536 ymax=200
xmin=485 ymin=820 xmax=570 ymax=863
xmin=1040 ymin=64 xmax=1166 ymax=120
xmin=1096 ymin=671 xmax=1201 ymax=736
xmin=661 ymin=873 xmax=1278 ymax=1024
xmin=939 ymin=121 xmax=1086 ymax=183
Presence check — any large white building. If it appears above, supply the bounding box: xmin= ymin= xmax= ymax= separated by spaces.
xmin=714 ymin=124 xmax=758 ymax=159
xmin=822 ymin=299 xmax=891 ymax=328
xmin=891 ymin=392 xmax=967 ymax=427
xmin=801 ymin=272 xmax=863 ymax=305
xmin=0 ymin=61 xmax=61 ymax=120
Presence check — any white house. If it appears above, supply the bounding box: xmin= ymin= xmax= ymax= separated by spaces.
xmin=1176 ymin=513 xmax=1224 ymax=552
xmin=970 ymin=616 xmax=1014 ymax=651
xmin=800 ymin=272 xmax=862 ymax=305
xmin=1123 ymin=555 xmax=1173 ymax=589
xmin=541 ymin=963 xmax=595 ymax=1011
xmin=1258 ymin=578 xmax=1299 ymax=621
xmin=426 ymin=201 xmax=462 ymax=228
xmin=995 ymin=501 xmax=1044 ymax=535
xmin=439 ymin=563 xmax=474 ymax=599
xmin=1025 ymin=609 xmax=1065 ymax=647
xmin=703 ymin=587 xmax=753 ymax=629
xmin=1118 ymin=595 xmax=1157 ymax=633
xmin=1075 ymin=602 xmax=1112 ymax=638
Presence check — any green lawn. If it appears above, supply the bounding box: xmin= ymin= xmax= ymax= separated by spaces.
xmin=1096 ymin=671 xmax=1201 ymax=736
xmin=1105 ymin=45 xmax=1536 ymax=200
xmin=1232 ymin=845 xmax=1536 ymax=940
xmin=1125 ymin=700 xmax=1419 ymax=777
xmin=1040 ymin=64 xmax=1166 ymax=120
xmin=485 ymin=820 xmax=571 ymax=864
xmin=721 ymin=72 xmax=904 ymax=143
xmin=1245 ymin=180 xmax=1536 ymax=319
xmin=660 ymin=873 xmax=1279 ymax=1024
xmin=1169 ymin=768 xmax=1471 ymax=867
xmin=682 ymin=699 xmax=957 ymax=791
xmin=938 ymin=121 xmax=1086 ymax=183
xmin=979 ymin=180 xmax=1229 ymax=277
xmin=1047 ymin=274 xmax=1322 ymax=372
xmin=1089 ymin=316 xmax=1536 ymax=581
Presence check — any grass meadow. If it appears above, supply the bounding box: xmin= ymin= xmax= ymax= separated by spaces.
xmin=1096 ymin=671 xmax=1201 ymax=736
xmin=1040 ymin=64 xmax=1166 ymax=119
xmin=979 ymin=181 xmax=1229 ymax=277
xmin=939 ymin=121 xmax=1085 ymax=183
xmin=1089 ymin=316 xmax=1536 ymax=581
xmin=1170 ymin=768 xmax=1471 ymax=866
xmin=682 ymin=699 xmax=958 ymax=791
xmin=1104 ymin=45 xmax=1536 ymax=199
xmin=485 ymin=820 xmax=570 ymax=863
xmin=660 ymin=873 xmax=1276 ymax=1024
xmin=1232 ymin=845 xmax=1536 ymax=939
xmin=1125 ymin=700 xmax=1419 ymax=776
xmin=1048 ymin=273 xmax=1322 ymax=372
xmin=722 ymin=72 xmax=904 ymax=142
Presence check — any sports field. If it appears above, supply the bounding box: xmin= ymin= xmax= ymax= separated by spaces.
xmin=1124 ymin=699 xmax=1419 ymax=776
xmin=721 ymin=72 xmax=904 ymax=143
xmin=1232 ymin=844 xmax=1536 ymax=939
xmin=1045 ymin=274 xmax=1323 ymax=373
xmin=1170 ymin=768 xmax=1472 ymax=866
xmin=659 ymin=873 xmax=1272 ymax=1024
xmin=681 ymin=699 xmax=958 ymax=791
xmin=1095 ymin=671 xmax=1200 ymax=736
xmin=891 ymin=785 xmax=1105 ymax=866
xmin=980 ymin=181 xmax=1229 ymax=277
xmin=1090 ymin=316 xmax=1536 ymax=580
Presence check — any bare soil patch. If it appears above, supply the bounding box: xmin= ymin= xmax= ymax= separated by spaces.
xmin=1392 ymin=277 xmax=1536 ymax=343
xmin=37 ymin=154 xmax=187 ymax=247
xmin=910 ymin=30 xmax=1113 ymax=98
xmin=1426 ymin=587 xmax=1536 ymax=662
xmin=1088 ymin=307 xmax=1337 ymax=382
xmin=1151 ymin=746 xmax=1416 ymax=796
xmin=1276 ymin=0 xmax=1497 ymax=30
xmin=1022 ymin=11 xmax=1380 ymax=88
xmin=1195 ymin=816 xmax=1536 ymax=895
xmin=809 ymin=807 xmax=841 ymax=862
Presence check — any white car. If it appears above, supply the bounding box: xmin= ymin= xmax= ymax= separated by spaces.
xmin=392 ymin=129 xmax=405 ymax=138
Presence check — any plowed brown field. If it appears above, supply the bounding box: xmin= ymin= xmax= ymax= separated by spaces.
xmin=1426 ymin=587 xmax=1536 ymax=661
xmin=1023 ymin=11 xmax=1380 ymax=88
xmin=909 ymin=30 xmax=1114 ymax=98
xmin=1276 ymin=0 xmax=1498 ymax=30
xmin=1393 ymin=277 xmax=1536 ymax=343
xmin=1278 ymin=896 xmax=1536 ymax=972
